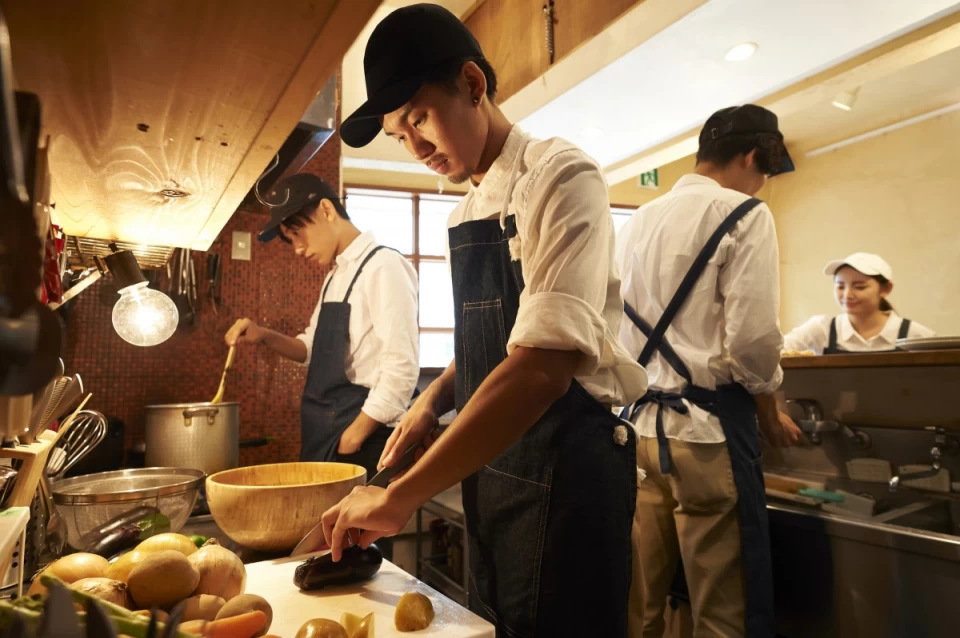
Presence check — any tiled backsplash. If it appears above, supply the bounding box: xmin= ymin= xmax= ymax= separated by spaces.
xmin=61 ymin=89 xmax=341 ymax=467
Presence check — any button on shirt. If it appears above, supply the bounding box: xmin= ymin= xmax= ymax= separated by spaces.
xmin=297 ymin=232 xmax=419 ymax=425
xmin=445 ymin=126 xmax=647 ymax=405
xmin=615 ymin=174 xmax=784 ymax=443
xmin=783 ymin=312 xmax=935 ymax=354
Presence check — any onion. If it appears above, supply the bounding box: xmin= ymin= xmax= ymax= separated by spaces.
xmin=71 ymin=577 xmax=132 ymax=608
xmin=28 ymin=553 xmax=109 ymax=596
xmin=136 ymin=533 xmax=198 ymax=557
xmin=188 ymin=539 xmax=246 ymax=601
xmin=105 ymin=550 xmax=151 ymax=583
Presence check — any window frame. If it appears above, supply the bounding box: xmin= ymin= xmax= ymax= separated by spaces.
xmin=345 ymin=184 xmax=462 ymax=374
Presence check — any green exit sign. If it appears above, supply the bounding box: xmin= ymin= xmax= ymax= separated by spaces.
xmin=639 ymin=169 xmax=659 ymax=190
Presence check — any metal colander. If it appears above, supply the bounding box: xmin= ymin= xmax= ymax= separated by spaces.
xmin=51 ymin=468 xmax=204 ymax=550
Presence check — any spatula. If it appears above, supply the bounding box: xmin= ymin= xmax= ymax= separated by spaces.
xmin=211 ymin=345 xmax=236 ymax=404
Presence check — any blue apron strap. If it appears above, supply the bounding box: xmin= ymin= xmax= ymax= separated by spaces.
xmin=342 ymin=245 xmax=388 ymax=303
xmin=636 ymin=198 xmax=762 ymax=368
xmin=897 ymin=318 xmax=911 ymax=340
xmin=624 ymin=302 xmax=693 ymax=384
xmin=828 ymin=317 xmax=839 ymax=350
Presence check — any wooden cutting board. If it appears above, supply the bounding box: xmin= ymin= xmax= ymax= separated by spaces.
xmin=244 ymin=553 xmax=494 ymax=637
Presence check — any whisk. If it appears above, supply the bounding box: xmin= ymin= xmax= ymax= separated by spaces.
xmin=46 ymin=410 xmax=108 ymax=478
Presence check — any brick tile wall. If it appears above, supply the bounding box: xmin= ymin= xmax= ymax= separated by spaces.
xmin=62 ymin=74 xmax=341 ymax=468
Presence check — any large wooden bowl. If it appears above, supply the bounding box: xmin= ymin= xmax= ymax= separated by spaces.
xmin=205 ymin=462 xmax=366 ymax=551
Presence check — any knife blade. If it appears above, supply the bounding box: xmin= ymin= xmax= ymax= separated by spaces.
xmin=290 ymin=441 xmax=422 ymax=557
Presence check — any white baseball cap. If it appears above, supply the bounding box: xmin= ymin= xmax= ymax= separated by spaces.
xmin=823 ymin=252 xmax=893 ymax=280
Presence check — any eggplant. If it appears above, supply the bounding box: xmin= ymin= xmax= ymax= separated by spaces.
xmin=77 ymin=506 xmax=159 ymax=549
xmin=84 ymin=524 xmax=141 ymax=558
xmin=293 ymin=544 xmax=383 ymax=591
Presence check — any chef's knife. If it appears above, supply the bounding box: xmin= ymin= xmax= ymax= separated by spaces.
xmin=290 ymin=441 xmax=421 ymax=557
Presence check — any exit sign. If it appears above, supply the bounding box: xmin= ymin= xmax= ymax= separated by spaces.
xmin=639 ymin=169 xmax=659 ymax=190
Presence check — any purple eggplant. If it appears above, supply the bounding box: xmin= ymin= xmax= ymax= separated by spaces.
xmin=84 ymin=524 xmax=140 ymax=558
xmin=294 ymin=544 xmax=383 ymax=590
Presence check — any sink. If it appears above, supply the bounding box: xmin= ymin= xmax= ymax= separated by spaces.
xmin=883 ymin=499 xmax=960 ymax=536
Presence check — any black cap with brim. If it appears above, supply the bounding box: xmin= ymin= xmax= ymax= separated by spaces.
xmin=699 ymin=104 xmax=795 ymax=176
xmin=341 ymin=4 xmax=484 ymax=149
xmin=257 ymin=173 xmax=341 ymax=242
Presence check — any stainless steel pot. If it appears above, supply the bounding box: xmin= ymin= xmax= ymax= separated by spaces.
xmin=144 ymin=402 xmax=239 ymax=474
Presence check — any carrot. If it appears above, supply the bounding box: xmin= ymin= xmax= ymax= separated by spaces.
xmin=201 ymin=610 xmax=267 ymax=638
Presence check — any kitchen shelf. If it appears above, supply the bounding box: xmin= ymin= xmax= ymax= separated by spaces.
xmin=782 ymin=349 xmax=960 ymax=369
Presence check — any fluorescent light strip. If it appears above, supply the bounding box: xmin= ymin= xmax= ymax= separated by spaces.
xmin=806 ymin=101 xmax=960 ymax=158
xmin=342 ymin=157 xmax=433 ymax=175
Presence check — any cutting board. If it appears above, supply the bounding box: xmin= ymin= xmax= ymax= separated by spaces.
xmin=244 ymin=553 xmax=494 ymax=637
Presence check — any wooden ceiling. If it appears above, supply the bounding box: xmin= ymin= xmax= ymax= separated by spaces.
xmin=3 ymin=0 xmax=380 ymax=250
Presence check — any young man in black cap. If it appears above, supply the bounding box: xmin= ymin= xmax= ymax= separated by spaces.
xmin=225 ymin=173 xmax=419 ymax=483
xmin=615 ymin=105 xmax=803 ymax=637
xmin=319 ymin=4 xmax=647 ymax=637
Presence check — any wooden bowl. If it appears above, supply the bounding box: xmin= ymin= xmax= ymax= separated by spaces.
xmin=205 ymin=462 xmax=366 ymax=551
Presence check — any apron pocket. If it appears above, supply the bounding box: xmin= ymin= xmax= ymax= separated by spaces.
xmin=464 ymin=458 xmax=551 ymax=638
xmin=459 ymin=299 xmax=508 ymax=400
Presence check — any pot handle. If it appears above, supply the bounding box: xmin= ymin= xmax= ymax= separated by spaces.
xmin=183 ymin=406 xmax=219 ymax=426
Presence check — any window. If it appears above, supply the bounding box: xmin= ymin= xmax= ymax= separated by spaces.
xmin=611 ymin=206 xmax=635 ymax=235
xmin=345 ymin=187 xmax=462 ymax=370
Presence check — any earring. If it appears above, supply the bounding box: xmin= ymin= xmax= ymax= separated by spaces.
xmin=473 ymin=96 xmax=480 ymax=105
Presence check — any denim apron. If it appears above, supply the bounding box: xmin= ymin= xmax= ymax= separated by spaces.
xmin=822 ymin=316 xmax=911 ymax=354
xmin=451 ymin=145 xmax=637 ymax=638
xmin=623 ymin=197 xmax=775 ymax=637
xmin=300 ymin=245 xmax=389 ymax=479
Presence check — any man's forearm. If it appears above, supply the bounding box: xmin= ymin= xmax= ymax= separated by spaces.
xmin=261 ymin=329 xmax=308 ymax=363
xmin=421 ymin=359 xmax=457 ymax=417
xmin=753 ymin=391 xmax=780 ymax=424
xmin=390 ymin=348 xmax=577 ymax=509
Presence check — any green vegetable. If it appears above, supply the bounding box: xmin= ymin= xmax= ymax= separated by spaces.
xmin=136 ymin=513 xmax=172 ymax=539
xmin=0 ymin=595 xmax=197 ymax=638
xmin=188 ymin=534 xmax=208 ymax=548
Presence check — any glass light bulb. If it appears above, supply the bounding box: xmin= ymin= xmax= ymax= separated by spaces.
xmin=112 ymin=282 xmax=179 ymax=346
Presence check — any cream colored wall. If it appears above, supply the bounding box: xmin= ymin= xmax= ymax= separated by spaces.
xmin=769 ymin=109 xmax=960 ymax=336
xmin=343 ymin=167 xmax=470 ymax=194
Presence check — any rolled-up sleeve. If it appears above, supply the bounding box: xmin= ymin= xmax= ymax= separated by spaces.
xmin=717 ymin=204 xmax=784 ymax=394
xmin=360 ymin=255 xmax=420 ymax=424
xmin=507 ymin=150 xmax=614 ymax=376
xmin=783 ymin=315 xmax=830 ymax=354
xmin=295 ymin=296 xmax=323 ymax=366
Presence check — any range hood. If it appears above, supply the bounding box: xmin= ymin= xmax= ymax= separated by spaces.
xmin=242 ymin=74 xmax=339 ymax=208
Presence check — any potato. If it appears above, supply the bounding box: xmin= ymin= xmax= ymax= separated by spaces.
xmin=394 ymin=592 xmax=434 ymax=632
xmin=341 ymin=612 xmax=375 ymax=638
xmin=127 ymin=550 xmax=200 ymax=609
xmin=216 ymin=594 xmax=273 ymax=636
xmin=296 ymin=618 xmax=348 ymax=638
xmin=182 ymin=594 xmax=226 ymax=622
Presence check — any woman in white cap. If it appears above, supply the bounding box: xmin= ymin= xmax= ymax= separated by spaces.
xmin=783 ymin=252 xmax=934 ymax=354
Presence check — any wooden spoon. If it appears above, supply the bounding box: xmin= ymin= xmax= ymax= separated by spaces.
xmin=211 ymin=345 xmax=236 ymax=404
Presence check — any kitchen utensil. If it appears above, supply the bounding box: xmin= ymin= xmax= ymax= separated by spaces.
xmin=51 ymin=467 xmax=204 ymax=550
xmin=206 ymin=462 xmax=365 ymax=552
xmin=52 ymin=373 xmax=84 ymax=421
xmin=46 ymin=410 xmax=107 ymax=478
xmin=797 ymin=488 xmax=845 ymax=503
xmin=28 ymin=375 xmax=68 ymax=440
xmin=207 ymin=253 xmax=221 ymax=315
xmin=145 ymin=402 xmax=239 ymax=474
xmin=291 ymin=443 xmax=421 ymax=557
xmin=211 ymin=346 xmax=235 ymax=404
xmin=846 ymin=458 xmax=893 ymax=483
xmin=1 ymin=394 xmax=31 ymax=445
xmin=50 ymin=393 xmax=93 ymax=448
xmin=896 ymin=336 xmax=960 ymax=351
xmin=763 ymin=488 xmax=821 ymax=506
xmin=0 ymin=466 xmax=17 ymax=507
xmin=25 ymin=361 xmax=64 ymax=442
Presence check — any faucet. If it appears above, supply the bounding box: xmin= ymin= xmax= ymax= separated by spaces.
xmin=785 ymin=399 xmax=839 ymax=444
xmin=888 ymin=427 xmax=956 ymax=492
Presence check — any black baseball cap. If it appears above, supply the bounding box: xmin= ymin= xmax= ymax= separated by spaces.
xmin=699 ymin=104 xmax=795 ymax=176
xmin=341 ymin=3 xmax=484 ymax=148
xmin=257 ymin=173 xmax=343 ymax=242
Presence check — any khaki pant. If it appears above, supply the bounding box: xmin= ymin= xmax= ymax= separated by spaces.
xmin=629 ymin=435 xmax=745 ymax=638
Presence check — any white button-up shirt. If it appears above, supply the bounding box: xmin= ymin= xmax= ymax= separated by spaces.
xmin=445 ymin=126 xmax=647 ymax=405
xmin=297 ymin=232 xmax=419 ymax=425
xmin=615 ymin=174 xmax=784 ymax=443
xmin=783 ymin=312 xmax=935 ymax=354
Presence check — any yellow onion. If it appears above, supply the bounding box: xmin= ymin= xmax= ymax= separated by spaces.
xmin=188 ymin=539 xmax=246 ymax=601
xmin=71 ymin=577 xmax=132 ymax=608
xmin=28 ymin=553 xmax=109 ymax=596
xmin=105 ymin=550 xmax=153 ymax=583
xmin=136 ymin=533 xmax=198 ymax=557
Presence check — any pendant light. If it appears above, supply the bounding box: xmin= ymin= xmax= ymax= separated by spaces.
xmin=96 ymin=244 xmax=178 ymax=346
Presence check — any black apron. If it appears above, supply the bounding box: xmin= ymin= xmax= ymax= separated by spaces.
xmin=822 ymin=315 xmax=911 ymax=354
xmin=623 ymin=197 xmax=775 ymax=638
xmin=452 ymin=145 xmax=637 ymax=638
xmin=299 ymin=245 xmax=391 ymax=479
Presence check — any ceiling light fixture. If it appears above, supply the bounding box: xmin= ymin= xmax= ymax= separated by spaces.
xmin=832 ymin=88 xmax=860 ymax=111
xmin=724 ymin=42 xmax=758 ymax=62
